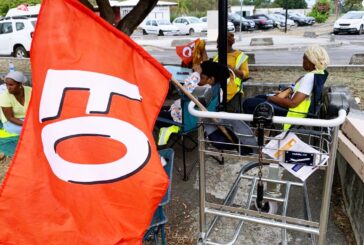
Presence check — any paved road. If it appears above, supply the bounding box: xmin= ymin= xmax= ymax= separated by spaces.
xmin=146 ymin=43 xmax=364 ymax=65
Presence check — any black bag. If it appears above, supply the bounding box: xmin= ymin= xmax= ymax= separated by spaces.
xmin=205 ymin=119 xmax=257 ymax=156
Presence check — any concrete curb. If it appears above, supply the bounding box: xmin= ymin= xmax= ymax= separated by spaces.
xmin=140 ymin=41 xmax=345 ymax=52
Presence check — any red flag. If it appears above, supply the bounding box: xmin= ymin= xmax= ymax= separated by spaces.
xmin=17 ymin=4 xmax=29 ymax=11
xmin=0 ymin=0 xmax=170 ymax=244
xmin=175 ymin=38 xmax=199 ymax=65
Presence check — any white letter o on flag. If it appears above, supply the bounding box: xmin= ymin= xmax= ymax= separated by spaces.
xmin=182 ymin=46 xmax=192 ymax=58
xmin=41 ymin=116 xmax=150 ymax=184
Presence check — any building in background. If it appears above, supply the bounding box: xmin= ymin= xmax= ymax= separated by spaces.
xmin=110 ymin=0 xmax=177 ymax=24
xmin=230 ymin=5 xmax=255 ymax=16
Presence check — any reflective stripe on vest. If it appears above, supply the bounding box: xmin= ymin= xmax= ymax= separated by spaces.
xmin=283 ymin=70 xmax=324 ymax=130
xmin=213 ymin=52 xmax=248 ymax=92
xmin=0 ymin=128 xmax=18 ymax=138
xmin=158 ymin=125 xmax=180 ymax=146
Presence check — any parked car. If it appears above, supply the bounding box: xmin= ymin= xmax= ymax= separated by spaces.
xmin=142 ymin=19 xmax=179 ymax=36
xmin=278 ymin=12 xmax=314 ymax=26
xmin=268 ymin=14 xmax=296 ymax=28
xmin=333 ymin=11 xmax=364 ymax=35
xmin=200 ymin=16 xmax=235 ymax=32
xmin=251 ymin=14 xmax=279 ymax=28
xmin=228 ymin=13 xmax=255 ymax=31
xmin=0 ymin=16 xmax=36 ymax=58
xmin=172 ymin=16 xmax=207 ymax=35
xmin=245 ymin=15 xmax=274 ymax=29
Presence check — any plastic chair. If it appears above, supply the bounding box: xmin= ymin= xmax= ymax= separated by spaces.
xmin=156 ymin=65 xmax=220 ymax=180
xmin=143 ymin=148 xmax=174 ymax=245
xmin=157 ymin=83 xmax=220 ymax=181
xmin=0 ymin=121 xmax=19 ymax=158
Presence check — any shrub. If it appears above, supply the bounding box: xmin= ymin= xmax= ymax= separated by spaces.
xmin=308 ymin=0 xmax=330 ymax=23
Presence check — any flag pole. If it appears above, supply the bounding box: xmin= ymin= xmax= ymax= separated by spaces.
xmin=170 ymin=77 xmax=236 ymax=143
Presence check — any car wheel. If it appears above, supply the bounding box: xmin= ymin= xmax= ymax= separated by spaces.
xmin=14 ymin=46 xmax=28 ymax=58
xmin=359 ymin=25 xmax=364 ymax=35
xmin=333 ymin=30 xmax=339 ymax=35
xmin=142 ymin=29 xmax=147 ymax=35
xmin=189 ymin=28 xmax=195 ymax=35
xmin=158 ymin=30 xmax=164 ymax=36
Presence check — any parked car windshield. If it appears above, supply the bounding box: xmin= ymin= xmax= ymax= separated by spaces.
xmin=187 ymin=17 xmax=201 ymax=23
xmin=270 ymin=14 xmax=283 ymax=21
xmin=230 ymin=13 xmax=246 ymax=20
xmin=157 ymin=19 xmax=171 ymax=25
xmin=342 ymin=12 xmax=364 ymax=19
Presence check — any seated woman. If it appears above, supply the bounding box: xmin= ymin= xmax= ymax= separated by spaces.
xmin=159 ymin=60 xmax=230 ymax=125
xmin=243 ymin=45 xmax=330 ymax=122
xmin=0 ymin=71 xmax=32 ymax=135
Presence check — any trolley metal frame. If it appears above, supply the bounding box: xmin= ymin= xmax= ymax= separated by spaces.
xmin=188 ymin=102 xmax=347 ymax=245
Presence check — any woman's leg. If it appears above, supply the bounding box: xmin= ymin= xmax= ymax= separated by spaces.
xmin=243 ymin=95 xmax=288 ymax=116
xmin=242 ymin=97 xmax=267 ymax=114
xmin=3 ymin=121 xmax=22 ymax=135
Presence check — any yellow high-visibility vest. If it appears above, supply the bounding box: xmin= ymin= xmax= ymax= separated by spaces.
xmin=213 ymin=52 xmax=248 ymax=95
xmin=284 ymin=70 xmax=325 ymax=130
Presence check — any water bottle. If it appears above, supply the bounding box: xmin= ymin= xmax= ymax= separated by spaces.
xmin=9 ymin=62 xmax=15 ymax=72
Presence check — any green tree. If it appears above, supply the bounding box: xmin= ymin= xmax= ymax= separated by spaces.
xmin=308 ymin=0 xmax=330 ymax=23
xmin=243 ymin=0 xmax=274 ymax=7
xmin=273 ymin=0 xmax=307 ymax=9
xmin=342 ymin=0 xmax=364 ymax=11
xmin=0 ymin=0 xmax=41 ymax=16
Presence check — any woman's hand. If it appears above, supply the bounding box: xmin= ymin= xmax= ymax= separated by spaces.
xmin=276 ymin=88 xmax=292 ymax=99
xmin=228 ymin=65 xmax=244 ymax=80
xmin=192 ymin=64 xmax=202 ymax=74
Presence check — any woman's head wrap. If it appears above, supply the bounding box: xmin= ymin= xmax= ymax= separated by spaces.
xmin=201 ymin=60 xmax=230 ymax=82
xmin=304 ymin=45 xmax=330 ymax=70
xmin=5 ymin=71 xmax=28 ymax=84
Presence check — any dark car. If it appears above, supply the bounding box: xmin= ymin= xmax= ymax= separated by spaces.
xmin=276 ymin=12 xmax=314 ymax=26
xmin=252 ymin=14 xmax=280 ymax=28
xmin=245 ymin=15 xmax=274 ymax=29
xmin=228 ymin=13 xmax=255 ymax=31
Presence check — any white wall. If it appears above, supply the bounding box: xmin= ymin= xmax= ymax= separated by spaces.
xmin=207 ymin=10 xmax=219 ymax=42
xmin=230 ymin=5 xmax=255 ymax=16
xmin=121 ymin=6 xmax=172 ymax=26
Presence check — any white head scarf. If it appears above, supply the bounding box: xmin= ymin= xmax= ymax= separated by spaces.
xmin=5 ymin=71 xmax=28 ymax=84
xmin=304 ymin=45 xmax=330 ymax=71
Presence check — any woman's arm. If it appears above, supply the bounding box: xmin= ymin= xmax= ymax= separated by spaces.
xmin=230 ymin=60 xmax=249 ymax=81
xmin=267 ymin=92 xmax=308 ymax=109
xmin=1 ymin=107 xmax=24 ymax=126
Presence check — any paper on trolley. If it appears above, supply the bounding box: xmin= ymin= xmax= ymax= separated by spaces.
xmin=263 ymin=132 xmax=329 ymax=181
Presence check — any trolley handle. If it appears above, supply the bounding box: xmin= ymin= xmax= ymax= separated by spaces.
xmin=188 ymin=101 xmax=347 ymax=128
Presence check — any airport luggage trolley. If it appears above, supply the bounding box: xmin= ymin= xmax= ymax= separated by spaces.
xmin=188 ymin=102 xmax=347 ymax=245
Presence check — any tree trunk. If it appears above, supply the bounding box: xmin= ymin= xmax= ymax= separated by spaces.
xmin=96 ymin=0 xmax=115 ymax=25
xmin=116 ymin=0 xmax=159 ymax=36
xmin=79 ymin=0 xmax=94 ymax=11
xmin=79 ymin=0 xmax=158 ymax=36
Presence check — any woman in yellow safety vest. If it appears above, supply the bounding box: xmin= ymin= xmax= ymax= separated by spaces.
xmin=242 ymin=45 xmax=330 ymax=128
xmin=214 ymin=32 xmax=250 ymax=111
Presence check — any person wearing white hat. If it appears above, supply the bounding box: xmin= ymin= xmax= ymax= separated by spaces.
xmin=0 ymin=71 xmax=32 ymax=135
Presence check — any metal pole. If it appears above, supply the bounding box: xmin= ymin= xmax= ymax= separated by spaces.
xmin=198 ymin=122 xmax=206 ymax=240
xmin=284 ymin=0 xmax=288 ymax=33
xmin=239 ymin=0 xmax=243 ymax=41
xmin=218 ymin=0 xmax=228 ymax=111
xmin=318 ymin=126 xmax=340 ymax=245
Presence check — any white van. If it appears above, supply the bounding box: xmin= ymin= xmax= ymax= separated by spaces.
xmin=0 ymin=17 xmax=36 ymax=58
